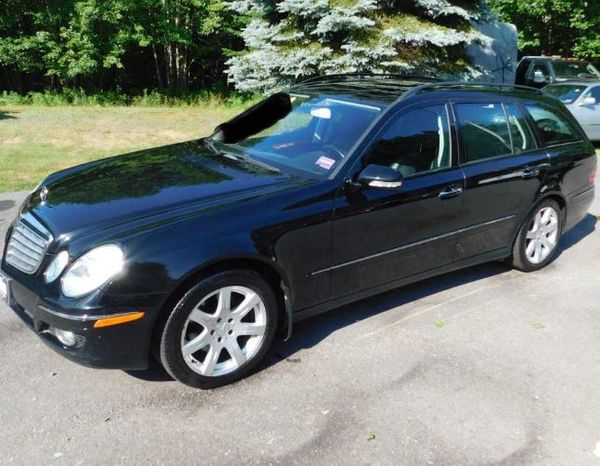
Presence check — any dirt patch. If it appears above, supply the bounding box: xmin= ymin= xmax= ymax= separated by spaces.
xmin=0 ymin=200 xmax=15 ymax=211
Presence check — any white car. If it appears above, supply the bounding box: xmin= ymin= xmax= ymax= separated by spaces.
xmin=543 ymin=81 xmax=600 ymax=141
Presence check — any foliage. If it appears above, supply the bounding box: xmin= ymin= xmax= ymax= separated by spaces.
xmin=0 ymin=0 xmax=246 ymax=94
xmin=226 ymin=0 xmax=493 ymax=91
xmin=0 ymin=89 xmax=258 ymax=107
xmin=487 ymin=0 xmax=600 ymax=59
xmin=1 ymin=0 xmax=597 ymax=95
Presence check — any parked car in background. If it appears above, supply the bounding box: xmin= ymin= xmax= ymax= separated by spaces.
xmin=516 ymin=56 xmax=600 ymax=88
xmin=544 ymin=82 xmax=600 ymax=141
xmin=1 ymin=75 xmax=596 ymax=389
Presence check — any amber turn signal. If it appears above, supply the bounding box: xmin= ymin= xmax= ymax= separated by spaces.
xmin=93 ymin=311 xmax=145 ymax=328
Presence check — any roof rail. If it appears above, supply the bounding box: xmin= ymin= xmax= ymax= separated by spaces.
xmin=298 ymin=73 xmax=441 ymax=85
xmin=402 ymin=81 xmax=542 ymax=99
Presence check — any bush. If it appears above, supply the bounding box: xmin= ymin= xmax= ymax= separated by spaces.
xmin=0 ymin=89 xmax=259 ymax=108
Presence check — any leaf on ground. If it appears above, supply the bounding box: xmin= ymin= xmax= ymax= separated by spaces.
xmin=366 ymin=433 xmax=376 ymax=442
xmin=435 ymin=319 xmax=445 ymax=328
xmin=532 ymin=322 xmax=545 ymax=329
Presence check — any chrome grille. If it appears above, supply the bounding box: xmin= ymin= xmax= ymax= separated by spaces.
xmin=5 ymin=213 xmax=53 ymax=274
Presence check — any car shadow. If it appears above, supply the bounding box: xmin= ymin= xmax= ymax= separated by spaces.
xmin=266 ymin=213 xmax=597 ymax=368
xmin=0 ymin=111 xmax=16 ymax=121
xmin=125 ymin=214 xmax=596 ymax=383
xmin=267 ymin=262 xmax=508 ymax=365
xmin=555 ymin=213 xmax=597 ymax=257
xmin=125 ymin=354 xmax=174 ymax=382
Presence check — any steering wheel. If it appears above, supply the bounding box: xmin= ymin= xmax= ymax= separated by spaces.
xmin=321 ymin=144 xmax=346 ymax=159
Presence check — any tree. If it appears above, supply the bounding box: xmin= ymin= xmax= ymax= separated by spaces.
xmin=131 ymin=0 xmax=247 ymax=92
xmin=487 ymin=0 xmax=600 ymax=59
xmin=226 ymin=0 xmax=493 ymax=91
xmin=0 ymin=0 xmax=246 ymax=93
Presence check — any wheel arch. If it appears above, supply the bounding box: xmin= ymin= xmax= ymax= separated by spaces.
xmin=536 ymin=189 xmax=567 ymax=226
xmin=539 ymin=189 xmax=567 ymax=212
xmin=509 ymin=189 xmax=567 ymax=251
xmin=150 ymin=255 xmax=292 ymax=360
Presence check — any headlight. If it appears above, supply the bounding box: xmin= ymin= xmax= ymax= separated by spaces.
xmin=44 ymin=251 xmax=70 ymax=284
xmin=61 ymin=245 xmax=124 ymax=298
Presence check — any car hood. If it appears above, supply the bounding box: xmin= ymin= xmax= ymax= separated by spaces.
xmin=21 ymin=141 xmax=307 ymax=244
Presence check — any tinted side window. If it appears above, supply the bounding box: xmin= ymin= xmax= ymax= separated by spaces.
xmin=532 ymin=61 xmax=551 ymax=79
xmin=455 ymin=103 xmax=511 ymax=162
xmin=505 ymin=104 xmax=536 ymax=152
xmin=516 ymin=60 xmax=531 ymax=83
xmin=586 ymin=86 xmax=600 ymax=102
xmin=364 ymin=105 xmax=450 ymax=177
xmin=525 ymin=104 xmax=580 ymax=145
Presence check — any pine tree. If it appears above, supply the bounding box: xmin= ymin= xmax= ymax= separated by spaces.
xmin=226 ymin=0 xmax=495 ymax=91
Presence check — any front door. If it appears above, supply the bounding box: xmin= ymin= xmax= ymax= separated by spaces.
xmin=328 ymin=103 xmax=465 ymax=299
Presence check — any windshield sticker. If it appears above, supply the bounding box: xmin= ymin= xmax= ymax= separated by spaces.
xmin=315 ymin=156 xmax=336 ymax=170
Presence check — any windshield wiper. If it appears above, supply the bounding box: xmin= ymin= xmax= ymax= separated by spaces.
xmin=203 ymin=137 xmax=220 ymax=154
xmin=203 ymin=138 xmax=280 ymax=174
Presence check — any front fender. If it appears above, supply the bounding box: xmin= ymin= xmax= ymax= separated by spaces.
xmin=107 ymin=225 xmax=275 ymax=298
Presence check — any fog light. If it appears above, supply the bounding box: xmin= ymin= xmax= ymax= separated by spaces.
xmin=53 ymin=328 xmax=78 ymax=347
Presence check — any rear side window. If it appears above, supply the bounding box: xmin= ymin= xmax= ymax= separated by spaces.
xmin=455 ymin=103 xmax=512 ymax=162
xmin=505 ymin=104 xmax=536 ymax=152
xmin=525 ymin=104 xmax=580 ymax=145
xmin=585 ymin=86 xmax=600 ymax=102
xmin=531 ymin=61 xmax=551 ymax=80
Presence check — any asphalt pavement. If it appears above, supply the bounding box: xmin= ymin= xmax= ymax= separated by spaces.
xmin=1 ymin=184 xmax=600 ymax=465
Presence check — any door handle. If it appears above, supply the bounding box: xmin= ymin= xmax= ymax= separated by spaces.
xmin=521 ymin=166 xmax=540 ymax=179
xmin=438 ymin=186 xmax=463 ymax=200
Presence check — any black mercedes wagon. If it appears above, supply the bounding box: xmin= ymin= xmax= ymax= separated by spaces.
xmin=1 ymin=75 xmax=596 ymax=388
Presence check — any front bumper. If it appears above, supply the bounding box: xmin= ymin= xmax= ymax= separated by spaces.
xmin=2 ymin=273 xmax=159 ymax=370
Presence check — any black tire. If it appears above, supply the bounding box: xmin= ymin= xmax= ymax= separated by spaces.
xmin=159 ymin=269 xmax=279 ymax=389
xmin=509 ymin=199 xmax=562 ymax=272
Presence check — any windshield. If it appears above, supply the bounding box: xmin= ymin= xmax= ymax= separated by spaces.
xmin=543 ymin=84 xmax=588 ymax=104
xmin=212 ymin=93 xmax=382 ymax=178
xmin=552 ymin=60 xmax=600 ymax=79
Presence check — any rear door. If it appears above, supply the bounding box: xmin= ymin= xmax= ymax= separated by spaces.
xmin=452 ymin=99 xmax=550 ymax=261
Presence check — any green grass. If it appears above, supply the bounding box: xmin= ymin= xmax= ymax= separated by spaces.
xmin=0 ymin=89 xmax=258 ymax=108
xmin=0 ymin=105 xmax=244 ymax=192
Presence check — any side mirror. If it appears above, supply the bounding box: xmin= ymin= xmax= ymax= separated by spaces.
xmin=357 ymin=164 xmax=404 ymax=190
xmin=579 ymin=96 xmax=597 ymax=106
xmin=533 ymin=70 xmax=547 ymax=84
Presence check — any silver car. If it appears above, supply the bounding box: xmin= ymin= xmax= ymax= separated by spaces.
xmin=543 ymin=81 xmax=600 ymax=141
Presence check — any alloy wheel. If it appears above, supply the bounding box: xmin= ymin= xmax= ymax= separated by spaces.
xmin=180 ymin=286 xmax=267 ymax=377
xmin=525 ymin=206 xmax=559 ymax=265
